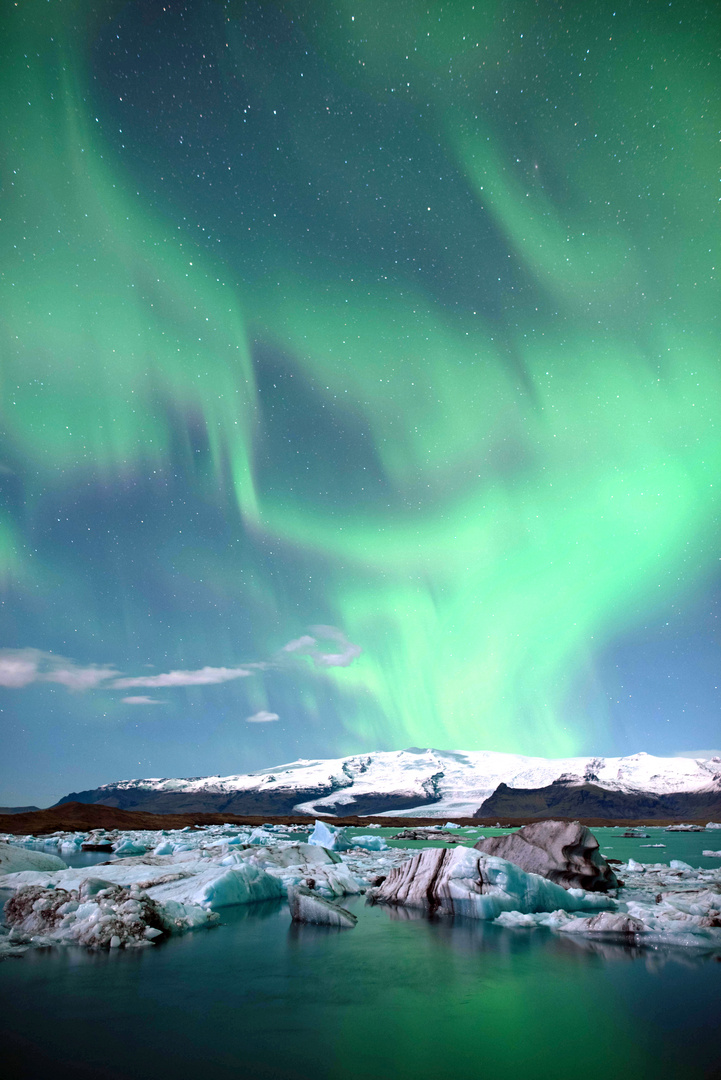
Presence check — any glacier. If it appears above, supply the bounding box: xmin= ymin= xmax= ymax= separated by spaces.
xmin=55 ymin=748 xmax=721 ymax=818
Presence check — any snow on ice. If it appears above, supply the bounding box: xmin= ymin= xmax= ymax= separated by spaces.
xmin=1 ymin=820 xmax=720 ymax=957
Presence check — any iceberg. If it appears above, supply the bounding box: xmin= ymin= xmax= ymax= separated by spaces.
xmin=113 ymin=837 xmax=149 ymax=855
xmin=307 ymin=820 xmax=353 ymax=851
xmin=3 ymin=821 xmax=718 ymax=957
xmin=0 ymin=842 xmax=67 ymax=875
xmin=558 ymin=912 xmax=646 ymax=937
xmin=350 ymin=834 xmax=388 ymax=852
xmin=0 ymin=829 xmax=364 ymax=953
xmin=287 ymin=885 xmax=357 ymax=928
xmin=475 ymin=821 xmax=618 ymax=892
xmin=371 ymin=846 xmax=613 ymax=921
xmin=4 ymin=879 xmax=212 ymax=950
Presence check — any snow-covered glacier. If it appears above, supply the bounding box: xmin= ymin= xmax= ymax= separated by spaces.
xmin=56 ymin=749 xmax=721 ymax=818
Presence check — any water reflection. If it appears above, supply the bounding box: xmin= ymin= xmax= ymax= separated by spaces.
xmin=373 ymin=902 xmax=720 ymax=969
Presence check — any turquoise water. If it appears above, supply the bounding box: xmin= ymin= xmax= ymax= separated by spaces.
xmin=376 ymin=825 xmax=721 ymax=869
xmin=1 ymin=830 xmax=720 ymax=1080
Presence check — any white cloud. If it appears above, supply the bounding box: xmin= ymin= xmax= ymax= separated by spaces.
xmin=0 ymin=648 xmax=118 ymax=692
xmin=0 ymin=647 xmax=258 ymax=696
xmin=113 ymin=665 xmax=253 ymax=689
xmin=43 ymin=665 xmax=120 ymax=691
xmin=0 ymin=648 xmax=43 ymax=688
xmin=122 ymin=696 xmax=167 ymax=705
xmin=281 ymin=625 xmax=362 ymax=669
xmin=283 ymin=634 xmax=318 ymax=655
xmin=246 ymin=710 xmax=280 ymax=723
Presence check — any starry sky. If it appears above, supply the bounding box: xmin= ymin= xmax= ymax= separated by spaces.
xmin=1 ymin=0 xmax=720 ymax=806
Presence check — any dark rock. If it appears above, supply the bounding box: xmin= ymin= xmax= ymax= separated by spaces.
xmin=475 ymin=779 xmax=721 ymax=821
xmin=52 ymin=784 xmax=442 ymax=818
xmin=474 ymin=820 xmax=618 ymax=892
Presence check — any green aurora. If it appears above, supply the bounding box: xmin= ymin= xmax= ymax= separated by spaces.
xmin=1 ymin=0 xmax=719 ymax=795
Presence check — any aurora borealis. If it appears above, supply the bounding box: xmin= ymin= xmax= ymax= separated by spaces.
xmin=1 ymin=0 xmax=719 ymax=804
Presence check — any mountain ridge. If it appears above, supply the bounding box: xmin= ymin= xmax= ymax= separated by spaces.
xmin=53 ymin=748 xmax=721 ymax=819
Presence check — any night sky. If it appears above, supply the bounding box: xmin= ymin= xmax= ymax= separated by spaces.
xmin=1 ymin=0 xmax=719 ymax=806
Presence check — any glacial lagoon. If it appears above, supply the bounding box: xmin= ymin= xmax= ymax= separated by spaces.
xmin=1 ymin=827 xmax=720 ymax=1080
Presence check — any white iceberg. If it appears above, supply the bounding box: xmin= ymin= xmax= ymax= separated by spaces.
xmin=4 ymin=879 xmax=212 ymax=950
xmin=307 ymin=820 xmax=353 ymax=851
xmin=0 ymin=842 xmax=67 ymax=876
xmin=351 ymin=835 xmax=388 ymax=852
xmin=287 ymin=885 xmax=357 ymax=928
xmin=371 ymin=846 xmax=614 ymax=921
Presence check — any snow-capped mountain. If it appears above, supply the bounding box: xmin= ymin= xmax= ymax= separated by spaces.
xmin=57 ymin=748 xmax=721 ymax=818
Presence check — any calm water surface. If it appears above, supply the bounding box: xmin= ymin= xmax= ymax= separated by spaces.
xmin=1 ymin=828 xmax=719 ymax=1080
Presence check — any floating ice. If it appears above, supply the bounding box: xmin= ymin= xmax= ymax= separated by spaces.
xmin=307 ymin=820 xmax=353 ymax=851
xmin=559 ymin=912 xmax=646 ymax=936
xmin=3 ymin=822 xmax=719 ymax=958
xmin=351 ymin=835 xmax=388 ymax=852
xmin=113 ymin=838 xmax=149 ymax=855
xmin=152 ymin=840 xmax=175 ymax=856
xmin=287 ymin=885 xmax=357 ymax=928
xmin=371 ymin=846 xmax=614 ymax=921
xmin=4 ymin=879 xmax=209 ymax=950
xmin=248 ymin=828 xmax=273 ymax=846
xmin=0 ymin=842 xmax=67 ymax=875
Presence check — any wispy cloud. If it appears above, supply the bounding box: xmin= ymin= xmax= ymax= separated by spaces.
xmin=0 ymin=624 xmax=362 ymax=701
xmin=44 ymin=665 xmax=120 ymax=691
xmin=113 ymin=666 xmax=253 ymax=689
xmin=246 ymin=710 xmax=279 ymax=723
xmin=282 ymin=625 xmax=362 ymax=668
xmin=0 ymin=649 xmax=43 ymax=688
xmin=0 ymin=648 xmax=119 ymax=692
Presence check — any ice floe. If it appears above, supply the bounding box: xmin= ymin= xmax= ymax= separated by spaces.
xmin=2 ymin=821 xmax=720 ymax=957
xmin=0 ymin=842 xmax=68 ymax=875
xmin=492 ymin=855 xmax=721 ymax=950
xmin=287 ymin=885 xmax=357 ymax=928
xmin=0 ymin=823 xmax=378 ymax=952
xmin=370 ymin=846 xmax=614 ymax=921
xmin=307 ymin=819 xmax=353 ymax=851
xmin=4 ymin=879 xmax=187 ymax=950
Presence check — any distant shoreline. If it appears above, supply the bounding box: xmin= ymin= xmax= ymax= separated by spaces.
xmin=0 ymin=802 xmax=715 ymax=836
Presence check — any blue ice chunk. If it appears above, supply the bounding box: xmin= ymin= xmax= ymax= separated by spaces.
xmin=352 ymin=835 xmax=388 ymax=851
xmin=308 ymin=820 xmax=353 ymax=851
